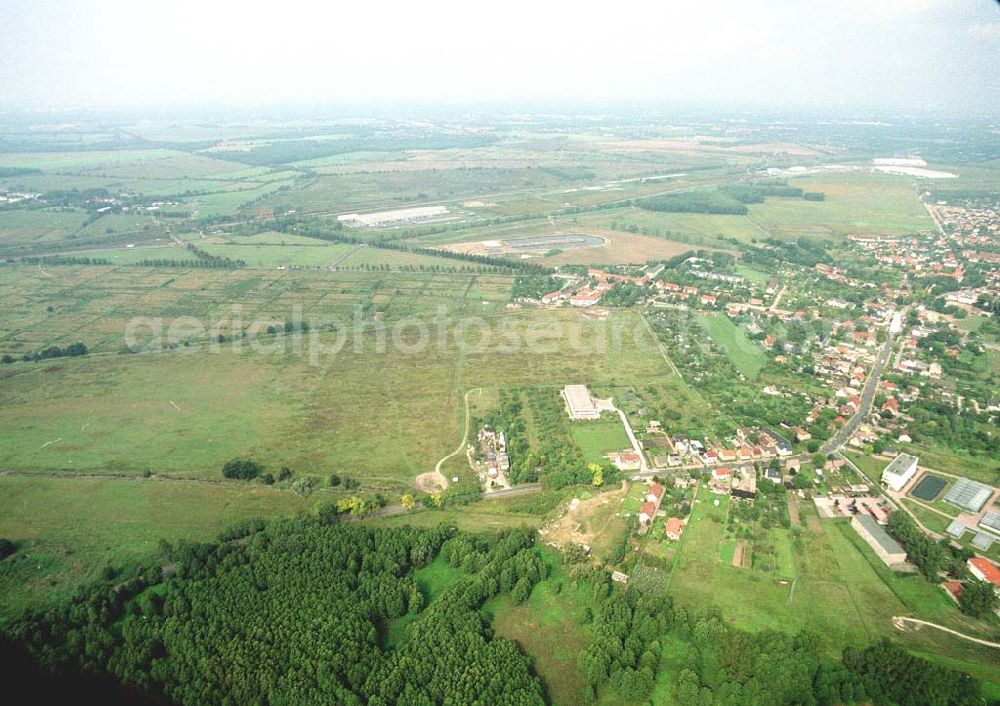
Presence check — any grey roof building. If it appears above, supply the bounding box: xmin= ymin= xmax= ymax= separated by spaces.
xmin=852 ymin=514 xmax=907 ymax=566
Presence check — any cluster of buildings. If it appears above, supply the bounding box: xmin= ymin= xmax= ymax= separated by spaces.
xmin=475 ymin=427 xmax=510 ymax=489
xmin=638 ymin=425 xmax=796 ymax=475
xmin=708 ymin=465 xmax=763 ymax=500
xmin=0 ymin=189 xmax=40 ymax=205
xmin=634 ymin=480 xmax=686 ymax=542
xmin=542 ymin=265 xmax=662 ymax=308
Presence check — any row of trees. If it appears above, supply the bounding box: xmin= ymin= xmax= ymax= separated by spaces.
xmin=3 ymin=341 xmax=88 ymax=364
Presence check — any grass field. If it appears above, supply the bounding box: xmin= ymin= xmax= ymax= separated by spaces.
xmin=666 ymin=486 xmax=1000 ymax=685
xmin=752 ymin=172 xmax=934 ymax=238
xmin=0 ymin=474 xmax=314 ymax=620
xmin=485 ymin=551 xmax=592 ymax=706
xmin=698 ymin=312 xmax=767 ymax=378
xmin=0 ymin=264 xmax=515 ymax=356
xmin=569 ymin=417 xmax=631 ymax=464
xmin=0 ymin=308 xmax=672 ymax=481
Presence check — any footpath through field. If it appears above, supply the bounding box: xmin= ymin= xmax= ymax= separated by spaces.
xmin=892 ymin=617 xmax=1000 ymax=649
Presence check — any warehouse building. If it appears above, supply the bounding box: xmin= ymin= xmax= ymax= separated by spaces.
xmin=338 ymin=205 xmax=449 ymax=227
xmin=561 ymin=385 xmax=600 ymax=420
xmin=852 ymin=514 xmax=907 ymax=566
xmin=880 ymin=453 xmax=918 ymax=492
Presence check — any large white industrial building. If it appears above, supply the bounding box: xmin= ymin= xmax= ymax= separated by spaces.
xmin=881 ymin=453 xmax=918 ymax=492
xmin=562 ymin=385 xmax=600 ymax=420
xmin=338 ymin=205 xmax=449 ymax=228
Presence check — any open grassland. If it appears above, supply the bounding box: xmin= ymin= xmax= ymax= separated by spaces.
xmin=0 ymin=264 xmax=514 ymax=356
xmin=0 ymin=474 xmax=313 ymax=620
xmin=0 ymin=307 xmax=672 ymax=483
xmin=0 ymin=210 xmax=93 ymax=245
xmin=572 ymin=206 xmax=764 ymax=246
xmin=258 ymin=168 xmax=577 ymax=215
xmin=899 ymin=442 xmax=999 ymax=486
xmin=485 ymin=552 xmax=593 ymax=706
xmin=752 ymin=171 xmax=933 ymax=238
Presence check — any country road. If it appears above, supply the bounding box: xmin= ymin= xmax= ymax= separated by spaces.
xmin=362 ymin=482 xmax=543 ymax=519
xmin=892 ymin=616 xmax=1000 ymax=649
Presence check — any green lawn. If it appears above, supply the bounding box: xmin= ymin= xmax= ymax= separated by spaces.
xmin=698 ymin=313 xmax=767 ymax=378
xmin=0 ymin=474 xmax=313 ymax=620
xmin=569 ymin=417 xmax=632 ymax=464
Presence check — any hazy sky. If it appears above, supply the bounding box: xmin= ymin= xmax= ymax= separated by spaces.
xmin=1 ymin=0 xmax=998 ymax=114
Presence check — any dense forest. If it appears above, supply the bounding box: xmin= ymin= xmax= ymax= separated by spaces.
xmin=5 ymin=521 xmax=548 ymax=706
xmin=2 ymin=516 xmax=988 ymax=706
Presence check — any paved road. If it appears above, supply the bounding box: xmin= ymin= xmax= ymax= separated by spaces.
xmin=821 ymin=319 xmax=901 ymax=455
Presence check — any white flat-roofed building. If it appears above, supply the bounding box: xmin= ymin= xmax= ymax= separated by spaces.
xmin=562 ymin=384 xmax=600 ymax=420
xmin=338 ymin=205 xmax=449 ymax=227
xmin=881 ymin=453 xmax=918 ymax=492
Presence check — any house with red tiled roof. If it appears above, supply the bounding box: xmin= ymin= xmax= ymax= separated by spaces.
xmin=614 ymin=452 xmax=642 ymax=470
xmin=968 ymin=557 xmax=1000 ymax=597
xmin=638 ymin=501 xmax=657 ymax=525
xmin=881 ymin=398 xmax=900 ymax=416
xmin=665 ymin=517 xmax=684 ymax=541
xmin=718 ymin=449 xmax=737 ymax=463
xmin=645 ymin=482 xmax=665 ymax=504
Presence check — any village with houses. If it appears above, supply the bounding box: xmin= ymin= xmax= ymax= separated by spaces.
xmin=495 ymin=193 xmax=1000 ymax=615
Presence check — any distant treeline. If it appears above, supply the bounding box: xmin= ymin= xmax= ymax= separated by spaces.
xmin=279 ymin=220 xmax=552 ymax=274
xmin=636 ymin=183 xmax=826 ymax=215
xmin=218 ymin=134 xmax=500 ymax=167
xmin=636 ymin=190 xmax=749 ymax=215
xmin=184 ymin=243 xmax=244 ymax=268
xmin=20 ymin=255 xmax=111 ymax=266
xmin=0 ymin=167 xmax=41 ymax=178
xmin=3 ymin=341 xmax=88 ymax=365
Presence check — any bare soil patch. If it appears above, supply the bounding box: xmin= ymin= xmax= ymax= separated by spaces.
xmin=733 ymin=539 xmax=751 ymax=568
xmin=415 ymin=471 xmax=447 ymax=493
xmin=540 ymin=482 xmax=628 ymax=553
